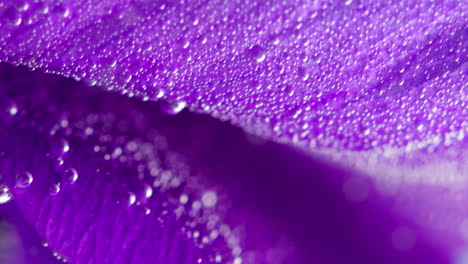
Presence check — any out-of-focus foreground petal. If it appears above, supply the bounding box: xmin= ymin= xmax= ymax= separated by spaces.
xmin=0 ymin=201 xmax=63 ymax=264
xmin=0 ymin=63 xmax=451 ymax=264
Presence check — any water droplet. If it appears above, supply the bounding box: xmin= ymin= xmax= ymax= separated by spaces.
xmin=5 ymin=8 xmax=22 ymax=26
xmin=134 ymin=183 xmax=153 ymax=203
xmin=21 ymin=12 xmax=33 ymax=25
xmin=363 ymin=128 xmax=371 ymax=136
xmin=179 ymin=194 xmax=189 ymax=204
xmin=142 ymin=183 xmax=153 ymax=199
xmin=0 ymin=99 xmax=18 ymax=121
xmin=48 ymin=183 xmax=61 ymax=196
xmin=296 ymin=66 xmax=311 ymax=82
xmin=54 ymin=157 xmax=65 ymax=167
xmin=0 ymin=185 xmax=12 ymax=204
xmin=36 ymin=2 xmax=49 ymax=14
xmin=119 ymin=73 xmax=132 ymax=84
xmin=270 ymin=35 xmax=281 ymax=45
xmin=127 ymin=191 xmax=136 ymax=206
xmin=15 ymin=0 xmax=30 ymax=12
xmin=50 ymin=138 xmax=70 ymax=156
xmin=61 ymin=167 xmax=78 ymax=185
xmin=192 ymin=200 xmax=202 ymax=211
xmin=160 ymin=101 xmax=186 ymax=115
xmin=55 ymin=4 xmax=70 ymax=18
xmin=249 ymin=45 xmax=266 ymax=63
xmin=156 ymin=89 xmax=165 ymax=99
xmin=15 ymin=171 xmax=33 ymax=188
xmin=201 ymin=191 xmax=217 ymax=208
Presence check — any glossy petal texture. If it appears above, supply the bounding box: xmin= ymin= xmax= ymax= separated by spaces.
xmin=0 ymin=63 xmax=453 ymax=264
xmin=0 ymin=0 xmax=466 ymax=179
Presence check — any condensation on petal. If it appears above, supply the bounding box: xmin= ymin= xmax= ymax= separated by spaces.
xmin=0 ymin=63 xmax=453 ymax=264
xmin=0 ymin=0 xmax=466 ymax=185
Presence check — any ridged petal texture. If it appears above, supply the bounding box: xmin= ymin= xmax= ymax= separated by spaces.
xmin=0 ymin=0 xmax=466 ymax=263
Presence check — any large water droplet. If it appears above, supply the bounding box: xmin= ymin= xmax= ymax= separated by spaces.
xmin=160 ymin=101 xmax=186 ymax=115
xmin=15 ymin=0 xmax=30 ymax=12
xmin=61 ymin=167 xmax=78 ymax=185
xmin=0 ymin=185 xmax=12 ymax=204
xmin=48 ymin=183 xmax=61 ymax=196
xmin=54 ymin=4 xmax=70 ymax=18
xmin=5 ymin=8 xmax=22 ymax=27
xmin=15 ymin=171 xmax=33 ymax=188
xmin=36 ymin=2 xmax=49 ymax=14
xmin=249 ymin=45 xmax=266 ymax=63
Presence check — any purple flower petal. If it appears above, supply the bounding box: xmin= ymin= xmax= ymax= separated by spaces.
xmin=0 ymin=0 xmax=466 ymax=263
xmin=0 ymin=200 xmax=63 ymax=264
xmin=0 ymin=63 xmax=452 ymax=263
xmin=0 ymin=0 xmax=465 ymax=152
xmin=0 ymin=0 xmax=466 ymax=187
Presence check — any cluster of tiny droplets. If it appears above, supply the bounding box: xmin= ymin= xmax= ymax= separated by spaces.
xmin=0 ymin=65 xmax=244 ymax=264
xmin=69 ymin=119 xmax=242 ymax=263
xmin=0 ymin=0 xmax=466 ymax=156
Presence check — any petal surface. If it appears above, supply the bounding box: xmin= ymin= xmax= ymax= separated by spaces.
xmin=0 ymin=201 xmax=63 ymax=264
xmin=0 ymin=63 xmax=452 ymax=264
xmin=0 ymin=0 xmax=467 ymax=263
xmin=0 ymin=0 xmax=466 ymax=186
xmin=0 ymin=0 xmax=465 ymax=152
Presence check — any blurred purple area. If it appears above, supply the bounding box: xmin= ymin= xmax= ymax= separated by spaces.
xmin=0 ymin=201 xmax=60 ymax=264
